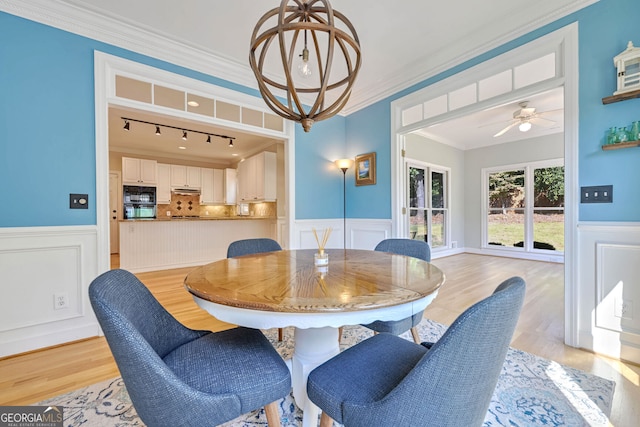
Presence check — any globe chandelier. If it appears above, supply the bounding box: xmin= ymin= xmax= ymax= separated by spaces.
xmin=249 ymin=0 xmax=361 ymax=132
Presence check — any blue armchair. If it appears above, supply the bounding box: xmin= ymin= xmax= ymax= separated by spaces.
xmin=308 ymin=276 xmax=526 ymax=427
xmin=227 ymin=238 xmax=284 ymax=341
xmin=89 ymin=269 xmax=291 ymax=427
xmin=362 ymin=238 xmax=432 ymax=343
xmin=226 ymin=238 xmax=282 ymax=258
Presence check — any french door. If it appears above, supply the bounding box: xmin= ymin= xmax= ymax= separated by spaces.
xmin=407 ymin=161 xmax=449 ymax=249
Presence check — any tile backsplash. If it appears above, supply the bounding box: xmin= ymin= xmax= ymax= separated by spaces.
xmin=157 ymin=194 xmax=275 ymax=218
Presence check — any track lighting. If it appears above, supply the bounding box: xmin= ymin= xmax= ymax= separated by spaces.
xmin=122 ymin=117 xmax=236 ymax=146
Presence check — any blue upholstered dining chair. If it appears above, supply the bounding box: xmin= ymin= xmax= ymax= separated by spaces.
xmin=308 ymin=276 xmax=526 ymax=427
xmin=227 ymin=238 xmax=284 ymax=341
xmin=227 ymin=238 xmax=282 ymax=258
xmin=89 ymin=269 xmax=291 ymax=427
xmin=361 ymin=238 xmax=432 ymax=343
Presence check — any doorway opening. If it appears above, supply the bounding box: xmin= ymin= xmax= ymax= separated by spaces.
xmin=391 ymin=24 xmax=578 ymax=347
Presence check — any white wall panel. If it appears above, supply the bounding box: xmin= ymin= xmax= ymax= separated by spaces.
xmin=577 ymin=222 xmax=640 ymax=364
xmin=0 ymin=226 xmax=100 ymax=357
xmin=293 ymin=219 xmax=392 ymax=250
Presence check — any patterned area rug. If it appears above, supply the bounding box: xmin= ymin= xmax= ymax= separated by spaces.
xmin=38 ymin=320 xmax=615 ymax=426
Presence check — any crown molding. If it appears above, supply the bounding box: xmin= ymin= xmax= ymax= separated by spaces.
xmin=1 ymin=0 xmax=598 ymax=116
xmin=341 ymin=0 xmax=599 ymax=115
xmin=0 ymin=0 xmax=259 ymax=92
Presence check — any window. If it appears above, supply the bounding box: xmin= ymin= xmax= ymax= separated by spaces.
xmin=408 ymin=163 xmax=449 ymax=249
xmin=485 ymin=161 xmax=564 ymax=253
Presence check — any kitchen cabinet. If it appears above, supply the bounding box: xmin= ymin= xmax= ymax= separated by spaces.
xmin=200 ymin=168 xmax=225 ymax=205
xmin=237 ymin=152 xmax=276 ymax=202
xmin=157 ymin=163 xmax=171 ymax=204
xmin=171 ymin=165 xmax=201 ymax=188
xmin=224 ymin=168 xmax=237 ymax=205
xmin=122 ymin=157 xmax=157 ymax=185
xmin=213 ymin=169 xmax=225 ymax=203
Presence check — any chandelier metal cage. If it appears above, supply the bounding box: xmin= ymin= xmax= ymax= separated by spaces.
xmin=249 ymin=0 xmax=361 ymax=132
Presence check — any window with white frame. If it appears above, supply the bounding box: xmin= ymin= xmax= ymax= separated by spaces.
xmin=407 ymin=162 xmax=449 ymax=249
xmin=484 ymin=160 xmax=564 ymax=253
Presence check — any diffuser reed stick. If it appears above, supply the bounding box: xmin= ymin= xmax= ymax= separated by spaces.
xmin=312 ymin=227 xmax=332 ymax=254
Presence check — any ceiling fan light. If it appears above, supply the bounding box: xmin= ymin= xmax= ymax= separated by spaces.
xmin=519 ymin=121 xmax=532 ymax=132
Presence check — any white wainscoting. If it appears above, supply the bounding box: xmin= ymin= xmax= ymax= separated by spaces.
xmin=119 ymin=219 xmax=276 ymax=273
xmin=577 ymin=222 xmax=640 ymax=364
xmin=0 ymin=226 xmax=101 ymax=358
xmin=292 ymin=218 xmax=392 ymax=250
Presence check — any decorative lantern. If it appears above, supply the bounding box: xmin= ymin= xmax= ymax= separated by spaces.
xmin=249 ymin=0 xmax=361 ymax=133
xmin=613 ymin=41 xmax=640 ymax=95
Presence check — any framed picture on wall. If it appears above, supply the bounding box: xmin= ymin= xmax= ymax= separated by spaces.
xmin=355 ymin=152 xmax=376 ymax=186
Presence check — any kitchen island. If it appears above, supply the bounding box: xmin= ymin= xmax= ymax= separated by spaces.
xmin=119 ymin=217 xmax=277 ymax=272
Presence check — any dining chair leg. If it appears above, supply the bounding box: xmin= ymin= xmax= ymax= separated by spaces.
xmin=278 ymin=327 xmax=283 ymax=342
xmin=320 ymin=411 xmax=334 ymax=427
xmin=264 ymin=401 xmax=281 ymax=427
xmin=410 ymin=326 xmax=420 ymax=344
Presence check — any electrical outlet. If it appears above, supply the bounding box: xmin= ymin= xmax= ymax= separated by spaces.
xmin=54 ymin=293 xmax=69 ymax=310
xmin=614 ymin=298 xmax=633 ymax=320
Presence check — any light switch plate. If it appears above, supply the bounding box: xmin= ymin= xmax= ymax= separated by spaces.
xmin=70 ymin=193 xmax=89 ymax=209
xmin=580 ymin=185 xmax=613 ymax=203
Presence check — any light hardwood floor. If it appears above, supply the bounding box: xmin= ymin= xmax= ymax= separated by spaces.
xmin=0 ymin=254 xmax=638 ymax=426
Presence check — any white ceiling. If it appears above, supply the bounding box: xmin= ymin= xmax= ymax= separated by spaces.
xmin=41 ymin=0 xmax=588 ymax=160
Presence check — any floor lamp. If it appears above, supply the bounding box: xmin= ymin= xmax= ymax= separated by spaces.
xmin=334 ymin=159 xmax=354 ymax=249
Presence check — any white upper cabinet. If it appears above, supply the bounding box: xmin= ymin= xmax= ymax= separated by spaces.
xmin=200 ymin=168 xmax=225 ymax=205
xmin=237 ymin=152 xmax=276 ymax=202
xmin=122 ymin=157 xmax=157 ymax=185
xmin=171 ymin=165 xmax=201 ymax=188
xmin=157 ymin=163 xmax=171 ymax=204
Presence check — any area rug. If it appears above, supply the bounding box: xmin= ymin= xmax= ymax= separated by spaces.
xmin=37 ymin=320 xmax=615 ymax=426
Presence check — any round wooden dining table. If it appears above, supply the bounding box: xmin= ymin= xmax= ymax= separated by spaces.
xmin=184 ymin=248 xmax=445 ymax=427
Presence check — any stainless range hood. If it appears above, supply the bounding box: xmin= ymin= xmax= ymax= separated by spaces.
xmin=171 ymin=188 xmax=201 ymax=196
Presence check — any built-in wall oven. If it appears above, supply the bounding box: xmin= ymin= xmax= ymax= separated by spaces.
xmin=123 ymin=185 xmax=156 ymax=219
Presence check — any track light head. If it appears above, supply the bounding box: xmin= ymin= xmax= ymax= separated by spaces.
xmin=123 ymin=120 xmax=130 ymax=131
xmin=228 ymin=138 xmax=234 ymax=148
xmin=206 ymin=135 xmax=211 ymax=143
xmin=155 ymin=126 xmax=161 ymax=136
xmin=182 ymin=131 xmax=188 ymax=140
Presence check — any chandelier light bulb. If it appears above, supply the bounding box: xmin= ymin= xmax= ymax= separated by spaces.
xmin=297 ymin=48 xmax=312 ymax=78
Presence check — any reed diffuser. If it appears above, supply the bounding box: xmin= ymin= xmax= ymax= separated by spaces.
xmin=312 ymin=227 xmax=331 ymax=266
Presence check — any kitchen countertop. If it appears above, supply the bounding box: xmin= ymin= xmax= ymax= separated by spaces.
xmin=120 ymin=216 xmax=275 ymax=222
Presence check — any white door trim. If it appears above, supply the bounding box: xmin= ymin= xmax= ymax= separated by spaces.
xmin=94 ymin=52 xmax=297 ymax=274
xmin=390 ymin=23 xmax=579 ymax=347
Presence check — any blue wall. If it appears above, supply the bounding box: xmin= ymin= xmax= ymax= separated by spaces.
xmin=2 ymin=0 xmax=640 ymax=227
xmin=345 ymin=0 xmax=640 ymax=221
xmin=0 ymin=12 xmax=339 ymax=226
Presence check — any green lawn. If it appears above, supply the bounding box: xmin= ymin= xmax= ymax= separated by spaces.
xmin=488 ymin=219 xmax=564 ymax=251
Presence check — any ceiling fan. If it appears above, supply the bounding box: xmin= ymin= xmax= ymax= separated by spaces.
xmin=492 ymin=101 xmax=559 ymax=137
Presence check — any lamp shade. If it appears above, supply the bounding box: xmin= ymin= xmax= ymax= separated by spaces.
xmin=334 ymin=158 xmax=354 ymax=171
